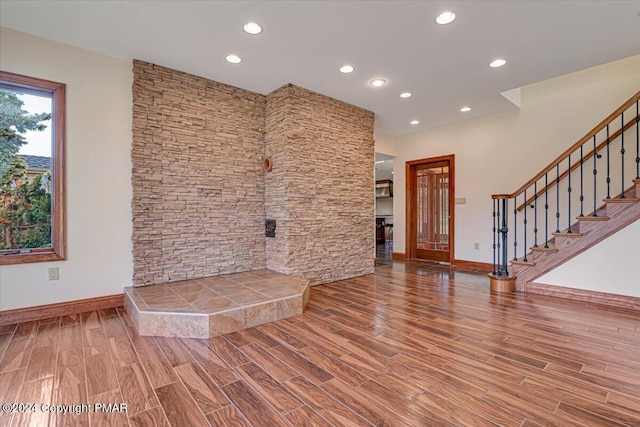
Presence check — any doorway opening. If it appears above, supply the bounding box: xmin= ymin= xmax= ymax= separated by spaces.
xmin=375 ymin=153 xmax=394 ymax=265
xmin=406 ymin=155 xmax=455 ymax=264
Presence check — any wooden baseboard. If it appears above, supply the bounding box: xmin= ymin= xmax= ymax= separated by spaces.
xmin=454 ymin=259 xmax=493 ymax=272
xmin=527 ymin=282 xmax=640 ymax=311
xmin=0 ymin=294 xmax=124 ymax=326
xmin=392 ymin=252 xmax=406 ymax=260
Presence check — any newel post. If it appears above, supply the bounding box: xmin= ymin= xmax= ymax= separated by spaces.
xmin=489 ymin=194 xmax=516 ymax=292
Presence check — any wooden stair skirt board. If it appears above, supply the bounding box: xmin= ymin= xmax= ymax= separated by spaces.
xmin=511 ymin=197 xmax=640 ymax=291
xmin=0 ymin=294 xmax=123 ymax=326
xmin=527 ymin=282 xmax=640 ymax=311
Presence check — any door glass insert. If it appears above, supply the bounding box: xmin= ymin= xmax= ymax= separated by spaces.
xmin=416 ymin=165 xmax=449 ymax=252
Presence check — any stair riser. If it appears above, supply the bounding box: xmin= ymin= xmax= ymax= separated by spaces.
xmin=530 ymin=250 xmax=557 ymax=263
xmin=605 ymin=202 xmax=629 ymax=216
xmin=574 ymin=220 xmax=607 ymax=234
xmin=552 ymin=235 xmax=585 ymax=251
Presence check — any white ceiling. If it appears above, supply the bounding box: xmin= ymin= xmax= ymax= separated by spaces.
xmin=2 ymin=1 xmax=639 ymax=135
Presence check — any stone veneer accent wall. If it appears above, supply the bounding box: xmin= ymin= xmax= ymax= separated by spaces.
xmin=265 ymin=84 xmax=375 ymax=284
xmin=132 ymin=60 xmax=267 ymax=285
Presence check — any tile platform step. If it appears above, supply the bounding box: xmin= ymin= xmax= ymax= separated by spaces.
xmin=124 ymin=269 xmax=310 ymax=338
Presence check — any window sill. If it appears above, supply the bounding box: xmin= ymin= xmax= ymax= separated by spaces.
xmin=0 ymin=250 xmax=65 ymax=266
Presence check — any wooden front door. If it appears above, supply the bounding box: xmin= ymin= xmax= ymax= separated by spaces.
xmin=407 ymin=155 xmax=454 ymax=263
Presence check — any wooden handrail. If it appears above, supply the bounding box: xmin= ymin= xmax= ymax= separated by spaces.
xmin=491 ymin=90 xmax=640 ymax=200
xmin=515 ymin=115 xmax=638 ymax=210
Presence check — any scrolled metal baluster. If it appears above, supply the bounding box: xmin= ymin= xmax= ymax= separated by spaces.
xmin=606 ymin=124 xmax=611 ymax=199
xmin=513 ymin=195 xmax=518 ymax=261
xmin=636 ymin=101 xmax=640 ymax=179
xmin=523 ymin=190 xmax=528 ymax=262
xmin=579 ymin=145 xmax=584 ymax=217
xmin=496 ymin=200 xmax=502 ymax=274
xmin=621 ymin=111 xmax=626 ymax=198
xmin=567 ymin=155 xmax=572 ymax=233
xmin=492 ymin=199 xmax=497 ymax=274
xmin=544 ymin=173 xmax=549 ymax=248
xmin=555 ymin=164 xmax=560 ymax=233
xmin=593 ymin=135 xmax=598 ymax=216
xmin=533 ymin=182 xmax=538 ymax=248
xmin=502 ymin=198 xmax=508 ymax=274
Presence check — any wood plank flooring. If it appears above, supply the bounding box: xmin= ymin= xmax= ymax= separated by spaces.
xmin=0 ymin=261 xmax=639 ymax=426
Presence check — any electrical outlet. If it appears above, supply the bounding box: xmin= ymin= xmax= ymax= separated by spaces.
xmin=474 ymin=242 xmax=480 ymax=250
xmin=48 ymin=267 xmax=59 ymax=281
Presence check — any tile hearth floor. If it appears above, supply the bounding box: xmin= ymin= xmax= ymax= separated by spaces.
xmin=124 ymin=270 xmax=310 ymax=339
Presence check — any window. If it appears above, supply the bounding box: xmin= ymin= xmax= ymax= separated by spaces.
xmin=0 ymin=71 xmax=65 ymax=265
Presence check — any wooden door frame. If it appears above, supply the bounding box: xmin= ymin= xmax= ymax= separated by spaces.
xmin=405 ymin=154 xmax=455 ymax=264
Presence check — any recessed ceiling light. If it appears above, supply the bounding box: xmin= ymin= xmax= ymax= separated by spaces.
xmin=243 ymin=22 xmax=263 ymax=35
xmin=490 ymin=59 xmax=507 ymax=68
xmin=460 ymin=106 xmax=471 ymax=112
xmin=436 ymin=11 xmax=456 ymax=25
xmin=225 ymin=54 xmax=242 ymax=64
xmin=400 ymin=92 xmax=412 ymax=98
xmin=369 ymin=79 xmax=387 ymax=87
xmin=410 ymin=120 xmax=420 ymax=125
xmin=340 ymin=65 xmax=354 ymax=74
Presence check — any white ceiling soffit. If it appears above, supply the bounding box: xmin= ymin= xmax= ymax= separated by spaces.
xmin=2 ymin=1 xmax=639 ymax=136
xmin=375 ymin=153 xmax=395 ymax=162
xmin=500 ymin=88 xmax=522 ymax=109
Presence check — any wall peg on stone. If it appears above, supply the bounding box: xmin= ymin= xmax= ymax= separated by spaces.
xmin=263 ymin=157 xmax=273 ymax=172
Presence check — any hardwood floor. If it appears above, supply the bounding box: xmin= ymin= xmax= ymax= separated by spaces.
xmin=0 ymin=261 xmax=639 ymax=426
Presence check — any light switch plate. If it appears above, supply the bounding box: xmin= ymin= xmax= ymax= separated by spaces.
xmin=48 ymin=267 xmax=59 ymax=281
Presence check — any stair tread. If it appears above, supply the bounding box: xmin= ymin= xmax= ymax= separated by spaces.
xmin=530 ymin=246 xmax=558 ymax=252
xmin=510 ymin=258 xmax=535 ymax=266
xmin=577 ymin=215 xmax=610 ymax=221
xmin=552 ymin=231 xmax=583 ymax=238
xmin=604 ymin=197 xmax=640 ymax=203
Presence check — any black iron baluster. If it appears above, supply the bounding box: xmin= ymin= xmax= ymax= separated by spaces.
xmin=523 ymin=190 xmax=528 ymax=262
xmin=513 ymin=195 xmax=518 ymax=261
xmin=492 ymin=199 xmax=496 ymax=274
xmin=593 ymin=135 xmax=598 ymax=217
xmin=567 ymin=155 xmax=572 ymax=233
xmin=621 ymin=111 xmax=625 ymax=198
xmin=502 ymin=198 xmax=508 ymax=274
xmin=579 ymin=145 xmax=584 ymax=217
xmin=606 ymin=124 xmax=611 ymax=199
xmin=636 ymin=100 xmax=639 ymax=179
xmin=496 ymin=199 xmax=501 ymax=274
xmin=555 ymin=164 xmax=560 ymax=233
xmin=544 ymin=173 xmax=549 ymax=248
xmin=533 ymin=182 xmax=538 ymax=248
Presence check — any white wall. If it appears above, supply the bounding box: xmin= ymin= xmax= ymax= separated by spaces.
xmin=374 ymin=130 xmax=399 ymax=158
xmin=375 ymin=198 xmax=393 ymax=217
xmin=0 ymin=28 xmax=133 ymax=311
xmin=386 ymin=54 xmax=640 ymax=267
xmin=537 ymin=219 xmax=640 ymax=297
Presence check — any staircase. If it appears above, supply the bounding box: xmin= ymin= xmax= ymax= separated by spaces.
xmin=490 ymin=91 xmax=640 ymax=293
xmin=511 ymin=180 xmax=640 ymax=289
